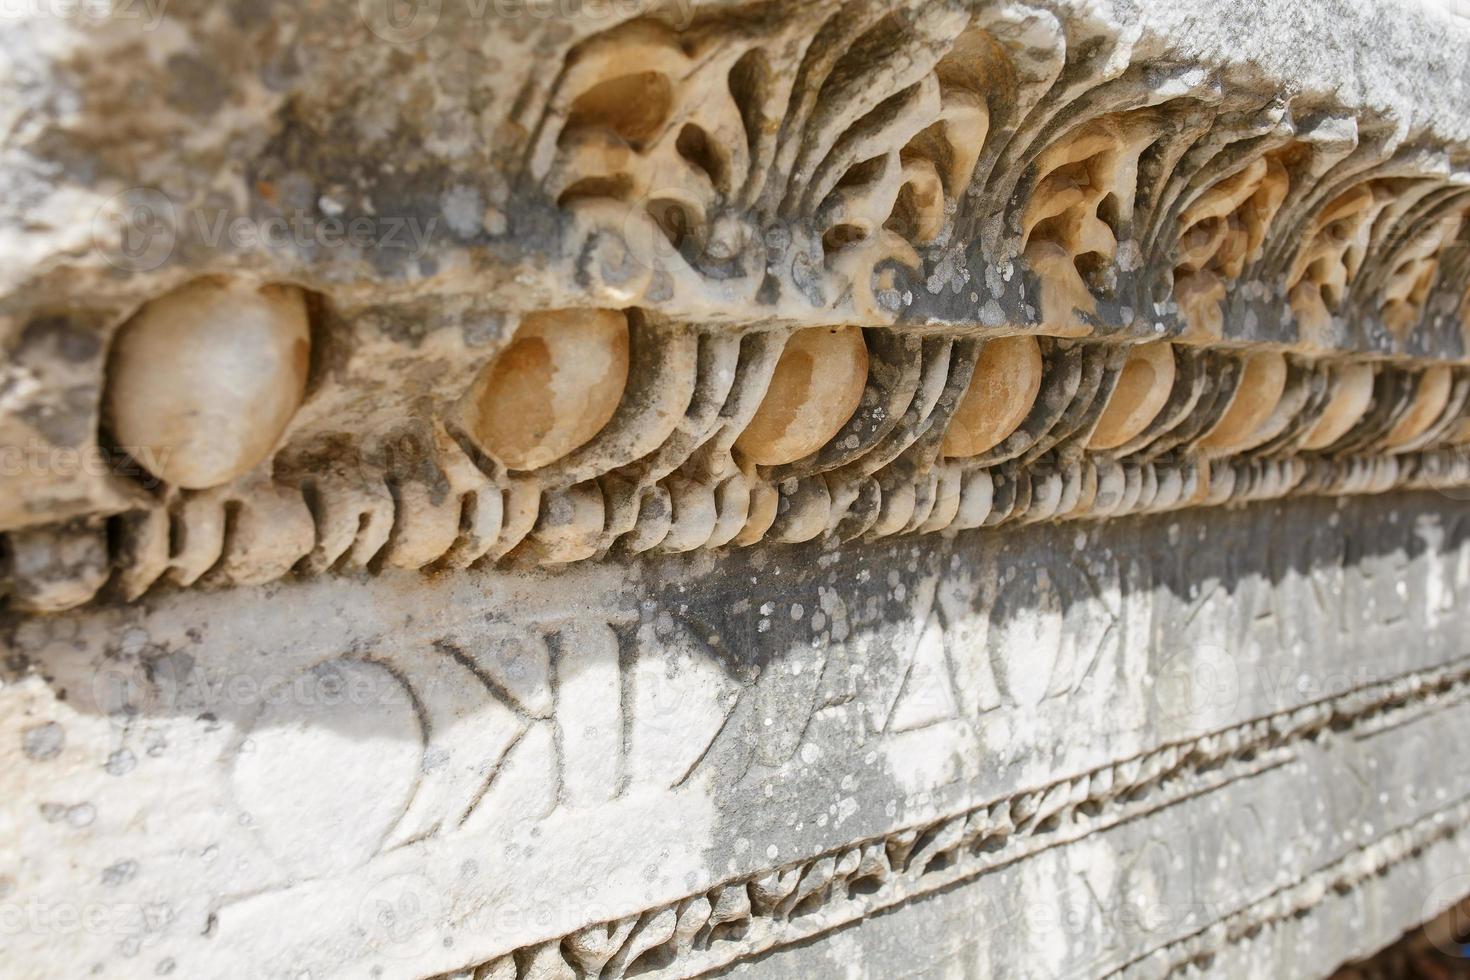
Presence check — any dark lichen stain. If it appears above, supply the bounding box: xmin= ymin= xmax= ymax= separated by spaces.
xmin=17 ymin=316 xmax=101 ymax=364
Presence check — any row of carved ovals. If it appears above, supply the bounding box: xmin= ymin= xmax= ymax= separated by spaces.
xmin=101 ymin=284 xmax=1465 ymax=496
xmin=459 ymin=311 xmax=1459 ymax=471
xmin=463 ymin=315 xmax=1253 ymax=472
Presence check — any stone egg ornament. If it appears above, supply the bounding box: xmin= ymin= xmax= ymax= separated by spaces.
xmin=466 ymin=308 xmax=631 ymax=471
xmin=1088 ymin=341 xmax=1176 ymax=451
xmin=105 ymin=279 xmax=311 ymax=489
xmin=734 ymin=325 xmax=869 ymax=466
xmin=941 ymin=335 xmax=1044 ymax=458
xmin=1300 ymin=361 xmax=1375 ymax=450
xmin=1197 ymin=349 xmax=1287 ymax=454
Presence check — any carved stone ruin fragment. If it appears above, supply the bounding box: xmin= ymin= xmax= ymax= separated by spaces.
xmin=3 ymin=0 xmax=1470 ymax=977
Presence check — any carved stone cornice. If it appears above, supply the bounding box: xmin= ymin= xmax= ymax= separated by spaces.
xmin=7 ymin=7 xmax=1470 ymax=978
xmin=5 ymin=0 xmax=1470 ymax=612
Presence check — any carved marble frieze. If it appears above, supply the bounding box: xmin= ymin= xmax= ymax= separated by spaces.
xmin=4 ymin=491 xmax=1470 ymax=977
xmin=6 ymin=1 xmax=1470 ymax=978
xmin=5 ymin=2 xmax=1470 ymax=613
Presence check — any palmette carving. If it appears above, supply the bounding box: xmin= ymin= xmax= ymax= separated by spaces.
xmin=1172 ymin=153 xmax=1290 ymax=342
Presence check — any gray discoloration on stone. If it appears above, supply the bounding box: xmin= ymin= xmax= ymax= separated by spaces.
xmin=101 ymin=860 xmax=139 ymax=887
xmin=21 ymin=722 xmax=63 ymax=761
xmin=105 ymin=748 xmax=136 ymax=776
xmin=0 ymin=491 xmax=1467 ymax=977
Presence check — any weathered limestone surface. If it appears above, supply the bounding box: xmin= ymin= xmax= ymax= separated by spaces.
xmin=4 ymin=0 xmax=1470 ymax=977
xmin=6 ymin=492 xmax=1470 ymax=979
